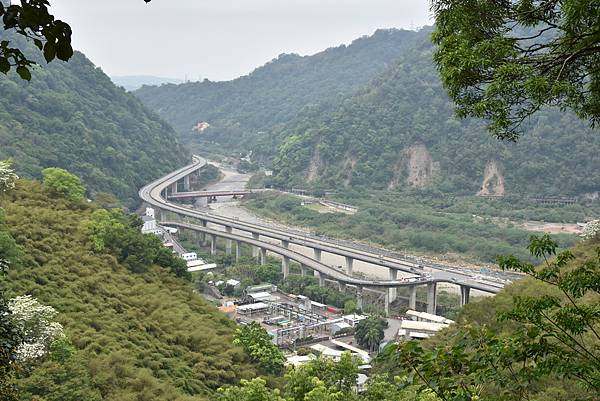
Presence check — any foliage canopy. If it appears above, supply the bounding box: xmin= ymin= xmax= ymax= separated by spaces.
xmin=388 ymin=235 xmax=600 ymax=400
xmin=431 ymin=0 xmax=600 ymax=139
xmin=0 ymin=32 xmax=188 ymax=207
xmin=1 ymin=180 xmax=257 ymax=400
xmin=41 ymin=167 xmax=85 ymax=201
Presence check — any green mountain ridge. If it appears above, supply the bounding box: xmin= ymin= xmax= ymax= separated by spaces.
xmin=135 ymin=26 xmax=599 ymax=198
xmin=268 ymin=31 xmax=600 ymax=197
xmin=111 ymin=75 xmax=184 ymax=91
xmin=134 ymin=28 xmax=427 ymax=152
xmin=0 ymin=34 xmax=189 ymax=207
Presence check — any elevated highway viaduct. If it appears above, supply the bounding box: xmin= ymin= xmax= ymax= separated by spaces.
xmin=139 ymin=156 xmax=504 ymax=316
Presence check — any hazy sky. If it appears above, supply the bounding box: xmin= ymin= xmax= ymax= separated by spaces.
xmin=48 ymin=0 xmax=432 ymax=81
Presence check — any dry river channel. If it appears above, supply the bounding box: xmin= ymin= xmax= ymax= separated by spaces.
xmin=196 ymin=161 xmax=491 ymax=297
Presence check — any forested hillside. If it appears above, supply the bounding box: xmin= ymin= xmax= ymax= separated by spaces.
xmin=1 ymin=180 xmax=257 ymax=400
xmin=370 ymin=235 xmax=600 ymax=400
xmin=269 ymin=32 xmax=600 ymax=197
xmin=0 ymin=35 xmax=188 ymax=207
xmin=134 ymin=28 xmax=425 ymax=152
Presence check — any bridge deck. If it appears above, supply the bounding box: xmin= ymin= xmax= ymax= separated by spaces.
xmin=168 ymin=190 xmax=253 ymax=199
xmin=138 ymin=157 xmax=504 ymax=294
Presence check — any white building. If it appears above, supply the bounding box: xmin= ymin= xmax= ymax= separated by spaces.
xmin=186 ymin=259 xmax=217 ymax=272
xmin=405 ymin=309 xmax=455 ymax=324
xmin=398 ymin=317 xmax=451 ymax=340
xmin=163 ymin=226 xmax=178 ymax=234
xmin=237 ymin=302 xmax=269 ymax=315
xmin=331 ymin=321 xmax=352 ymax=335
xmin=141 ymin=215 xmax=162 ymax=235
xmin=181 ymin=252 xmax=197 ymax=261
xmin=248 ymin=291 xmax=278 ymax=302
xmin=286 ymin=354 xmax=314 ymax=366
xmin=226 ymin=279 xmax=241 ymax=288
xmin=342 ymin=314 xmax=368 ymax=327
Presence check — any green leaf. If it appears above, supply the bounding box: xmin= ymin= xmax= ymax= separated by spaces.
xmin=0 ymin=57 xmax=9 ymax=74
xmin=43 ymin=42 xmax=56 ymax=63
xmin=56 ymin=41 xmax=73 ymax=61
xmin=16 ymin=66 xmax=31 ymax=81
xmin=33 ymin=38 xmax=43 ymax=50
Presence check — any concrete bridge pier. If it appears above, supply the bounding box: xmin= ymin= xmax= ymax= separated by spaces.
xmin=282 ymin=256 xmax=290 ymax=278
xmin=345 ymin=256 xmax=353 ymax=276
xmin=460 ymin=285 xmax=471 ymax=306
xmin=252 ymin=233 xmax=259 ymax=258
xmin=384 ymin=291 xmax=390 ymax=317
xmin=199 ymin=220 xmax=207 ymax=245
xmin=388 ymin=269 xmax=398 ymax=303
xmin=338 ymin=282 xmax=346 ymax=292
xmin=300 ymin=264 xmax=307 ymax=276
xmin=171 ymin=182 xmax=178 ymax=194
xmin=313 ymin=248 xmax=322 ymax=261
xmin=210 ymin=234 xmax=217 ymax=256
xmin=314 ymin=271 xmax=325 ymax=287
xmin=356 ymin=286 xmax=363 ymax=311
xmin=427 ymin=283 xmax=437 ymax=315
xmin=409 ymin=285 xmax=417 ymax=310
xmin=183 ymin=175 xmax=190 ymax=191
xmin=235 ymin=241 xmax=242 ymax=262
xmin=281 ymin=240 xmax=289 ymax=249
xmin=259 ymin=248 xmax=267 ymax=265
xmin=225 ymin=227 xmax=233 ymax=255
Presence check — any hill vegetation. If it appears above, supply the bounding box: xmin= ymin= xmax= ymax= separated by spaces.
xmin=372 ymin=234 xmax=600 ymax=400
xmin=0 ymin=179 xmax=257 ymax=401
xmin=134 ymin=28 xmax=426 ymax=154
xmin=268 ymin=31 xmax=600 ymax=198
xmin=0 ymin=34 xmax=188 ymax=207
xmin=243 ymin=192 xmax=578 ymax=264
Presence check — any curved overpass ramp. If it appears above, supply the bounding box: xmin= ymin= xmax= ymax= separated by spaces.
xmin=139 ymin=157 xmax=502 ymax=294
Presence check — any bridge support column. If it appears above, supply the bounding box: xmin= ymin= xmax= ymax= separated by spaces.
xmin=235 ymin=241 xmax=242 ymax=262
xmin=338 ymin=282 xmax=346 ymax=292
xmin=225 ymin=227 xmax=233 ymax=256
xmin=384 ymin=291 xmax=390 ymax=317
xmin=252 ymin=233 xmax=259 ymax=258
xmin=183 ymin=175 xmax=190 ymax=191
xmin=356 ymin=286 xmax=363 ymax=311
xmin=281 ymin=240 xmax=289 ymax=249
xmin=345 ymin=256 xmax=353 ymax=276
xmin=314 ymin=271 xmax=325 ymax=287
xmin=282 ymin=256 xmax=290 ymax=279
xmin=300 ymin=264 xmax=307 ymax=276
xmin=427 ymin=283 xmax=437 ymax=315
xmin=210 ymin=234 xmax=217 ymax=256
xmin=460 ymin=285 xmax=471 ymax=306
xmin=388 ymin=269 xmax=398 ymax=303
xmin=199 ymin=220 xmax=207 ymax=245
xmin=259 ymin=248 xmax=267 ymax=265
xmin=313 ymin=248 xmax=322 ymax=262
xmin=409 ymin=285 xmax=417 ymax=311
xmin=171 ymin=182 xmax=178 ymax=194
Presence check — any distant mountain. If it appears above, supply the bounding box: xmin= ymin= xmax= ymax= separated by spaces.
xmin=0 ymin=34 xmax=189 ymax=207
xmin=269 ymin=30 xmax=600 ymax=198
xmin=134 ymin=28 xmax=427 ymax=152
xmin=111 ymin=75 xmax=184 ymax=91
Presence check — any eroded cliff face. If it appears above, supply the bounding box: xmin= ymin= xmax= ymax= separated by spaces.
xmin=343 ymin=155 xmax=357 ymax=187
xmin=477 ymin=160 xmax=505 ymax=196
xmin=406 ymin=144 xmax=439 ymax=188
xmin=388 ymin=160 xmax=403 ymax=190
xmin=306 ymin=147 xmax=323 ymax=183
